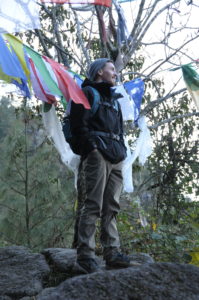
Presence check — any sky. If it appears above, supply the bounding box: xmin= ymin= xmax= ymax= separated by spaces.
xmin=120 ymin=0 xmax=199 ymax=92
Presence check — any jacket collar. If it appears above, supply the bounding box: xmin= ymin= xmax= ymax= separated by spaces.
xmin=82 ymin=78 xmax=113 ymax=98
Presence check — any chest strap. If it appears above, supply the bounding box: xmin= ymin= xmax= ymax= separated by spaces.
xmin=89 ymin=131 xmax=120 ymax=141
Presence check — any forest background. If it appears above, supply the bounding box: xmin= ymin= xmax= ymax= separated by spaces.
xmin=0 ymin=0 xmax=199 ymax=265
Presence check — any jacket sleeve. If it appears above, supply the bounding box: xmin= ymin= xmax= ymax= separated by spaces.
xmin=70 ymin=87 xmax=97 ymax=155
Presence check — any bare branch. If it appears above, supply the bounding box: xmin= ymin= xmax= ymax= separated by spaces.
xmin=123 ymin=0 xmax=181 ymax=67
xmin=141 ymin=88 xmax=186 ymax=115
xmin=138 ymin=0 xmax=181 ymax=43
xmin=129 ymin=0 xmax=146 ymax=41
xmin=33 ymin=32 xmax=82 ymax=69
xmin=146 ymin=34 xmax=199 ymax=77
xmin=72 ymin=8 xmax=91 ymax=66
xmin=149 ymin=112 xmax=199 ymax=129
xmin=34 ymin=29 xmax=52 ymax=58
xmin=51 ymin=6 xmax=69 ymax=66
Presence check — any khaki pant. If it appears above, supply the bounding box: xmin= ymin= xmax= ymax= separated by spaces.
xmin=76 ymin=150 xmax=123 ymax=259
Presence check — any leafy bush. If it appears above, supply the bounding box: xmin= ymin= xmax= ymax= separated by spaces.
xmin=118 ymin=202 xmax=199 ymax=263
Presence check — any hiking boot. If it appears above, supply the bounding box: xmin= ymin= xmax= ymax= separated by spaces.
xmin=105 ymin=252 xmax=131 ymax=269
xmin=75 ymin=258 xmax=100 ymax=274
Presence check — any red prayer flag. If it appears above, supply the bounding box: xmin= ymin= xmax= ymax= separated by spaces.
xmin=40 ymin=0 xmax=111 ymax=7
xmin=43 ymin=56 xmax=90 ymax=109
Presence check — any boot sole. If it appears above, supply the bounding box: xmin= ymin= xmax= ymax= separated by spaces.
xmin=73 ymin=262 xmax=101 ymax=274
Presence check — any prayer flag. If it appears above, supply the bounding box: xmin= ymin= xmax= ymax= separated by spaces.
xmin=24 ymin=45 xmax=64 ymax=101
xmin=67 ymin=71 xmax=84 ymax=88
xmin=0 ymin=36 xmax=24 ymax=78
xmin=0 ymin=0 xmax=40 ymax=34
xmin=5 ymin=34 xmax=31 ymax=88
xmin=118 ymin=0 xmax=136 ymax=2
xmin=4 ymin=36 xmax=90 ymax=109
xmin=124 ymin=78 xmax=144 ymax=122
xmin=181 ymin=64 xmax=199 ymax=110
xmin=44 ymin=56 xmax=90 ymax=109
xmin=29 ymin=58 xmax=57 ymax=104
xmin=40 ymin=0 xmax=111 ymax=7
xmin=0 ymin=35 xmax=30 ymax=97
xmin=114 ymin=0 xmax=129 ymax=44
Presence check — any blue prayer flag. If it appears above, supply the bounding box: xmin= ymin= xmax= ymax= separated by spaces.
xmin=74 ymin=74 xmax=83 ymax=87
xmin=124 ymin=78 xmax=144 ymax=122
xmin=0 ymin=35 xmax=30 ymax=97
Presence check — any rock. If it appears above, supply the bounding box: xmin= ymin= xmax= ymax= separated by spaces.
xmin=0 ymin=246 xmax=50 ymax=299
xmin=41 ymin=248 xmax=152 ymax=272
xmin=129 ymin=252 xmax=154 ymax=264
xmin=41 ymin=248 xmax=152 ymax=277
xmin=2 ymin=246 xmax=197 ymax=300
xmin=36 ymin=263 xmax=199 ymax=300
xmin=41 ymin=248 xmax=77 ymax=273
xmin=41 ymin=248 xmax=105 ymax=282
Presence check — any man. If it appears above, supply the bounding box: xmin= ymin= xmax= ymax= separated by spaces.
xmin=70 ymin=58 xmax=130 ymax=273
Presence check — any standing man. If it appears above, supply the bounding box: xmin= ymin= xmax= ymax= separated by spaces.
xmin=70 ymin=58 xmax=130 ymax=273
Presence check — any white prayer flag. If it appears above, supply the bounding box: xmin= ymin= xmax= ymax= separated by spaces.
xmin=0 ymin=0 xmax=40 ymax=34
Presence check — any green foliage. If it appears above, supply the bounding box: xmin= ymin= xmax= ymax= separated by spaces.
xmin=146 ymin=92 xmax=199 ymax=222
xmin=117 ymin=201 xmax=199 ymax=263
xmin=0 ymin=96 xmax=16 ymax=141
xmin=0 ymin=100 xmax=76 ymax=250
xmin=123 ymin=54 xmax=145 ymax=81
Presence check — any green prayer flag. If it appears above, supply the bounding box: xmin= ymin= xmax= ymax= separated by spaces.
xmin=24 ymin=45 xmax=65 ymax=100
xmin=181 ymin=64 xmax=199 ymax=110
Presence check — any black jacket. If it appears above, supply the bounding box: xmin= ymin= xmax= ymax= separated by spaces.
xmin=70 ymin=79 xmax=127 ymax=164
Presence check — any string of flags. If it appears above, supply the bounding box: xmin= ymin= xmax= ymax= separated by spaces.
xmin=0 ymin=0 xmax=113 ymax=35
xmin=1 ymin=30 xmax=197 ymax=124
xmin=0 ymin=34 xmax=90 ymax=109
xmin=0 ymin=33 xmax=145 ymax=123
xmin=0 ymin=0 xmax=135 ymax=35
xmin=40 ymin=0 xmax=131 ymax=7
xmin=40 ymin=0 xmax=112 ymax=6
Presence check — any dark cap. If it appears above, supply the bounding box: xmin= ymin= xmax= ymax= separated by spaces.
xmin=87 ymin=58 xmax=112 ymax=81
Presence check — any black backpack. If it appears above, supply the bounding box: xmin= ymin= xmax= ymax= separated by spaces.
xmin=62 ymin=86 xmax=101 ymax=144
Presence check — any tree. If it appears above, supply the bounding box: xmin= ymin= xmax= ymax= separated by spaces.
xmin=0 ymin=98 xmax=76 ymax=249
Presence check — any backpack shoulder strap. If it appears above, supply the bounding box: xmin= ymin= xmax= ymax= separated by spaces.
xmin=83 ymin=86 xmax=119 ymax=115
xmin=85 ymin=86 xmax=101 ymax=117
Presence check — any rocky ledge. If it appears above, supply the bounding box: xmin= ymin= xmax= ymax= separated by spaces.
xmin=0 ymin=246 xmax=199 ymax=300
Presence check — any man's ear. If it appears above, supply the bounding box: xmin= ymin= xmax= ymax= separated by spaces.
xmin=97 ymin=68 xmax=103 ymax=77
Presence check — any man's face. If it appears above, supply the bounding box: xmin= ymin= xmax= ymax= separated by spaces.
xmin=98 ymin=62 xmax=117 ymax=86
